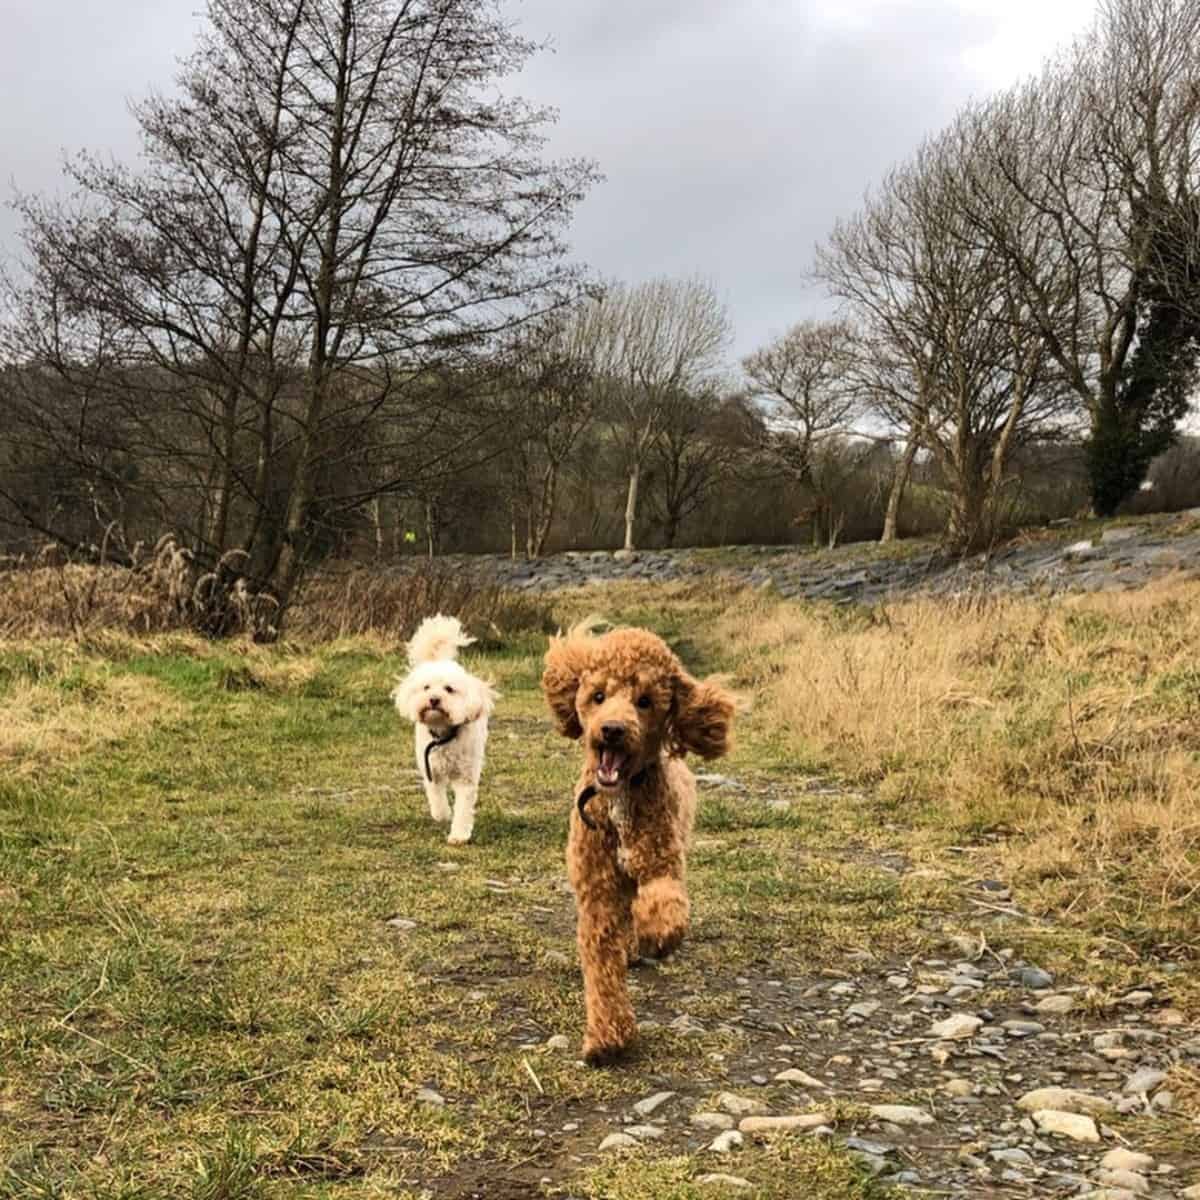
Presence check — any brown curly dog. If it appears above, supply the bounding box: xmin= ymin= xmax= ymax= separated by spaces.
xmin=541 ymin=623 xmax=735 ymax=1065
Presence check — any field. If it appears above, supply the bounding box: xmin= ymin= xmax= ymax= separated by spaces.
xmin=2 ymin=579 xmax=1199 ymax=1199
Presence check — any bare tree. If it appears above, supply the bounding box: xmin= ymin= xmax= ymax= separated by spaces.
xmin=817 ymin=124 xmax=1074 ymax=550
xmin=960 ymin=0 xmax=1200 ymax=515
xmin=742 ymin=320 xmax=864 ymax=545
xmin=588 ymin=278 xmax=732 ymax=551
xmin=2 ymin=0 xmax=596 ymax=622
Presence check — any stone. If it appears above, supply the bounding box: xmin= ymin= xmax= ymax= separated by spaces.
xmin=696 ymin=1175 xmax=753 ymax=1191
xmin=1095 ymin=1169 xmax=1149 ymax=1195
xmin=387 ymin=916 xmax=417 ymax=931
xmin=708 ymin=1131 xmax=745 ymax=1154
xmin=931 ymin=1014 xmax=983 ymax=1040
xmin=415 ymin=1087 xmax=445 ymax=1106
xmin=1122 ymin=1068 xmax=1166 ymax=1094
xmin=1017 ymin=1086 xmax=1112 ymax=1115
xmin=943 ymin=1078 xmax=974 ymax=1097
xmin=624 ymin=1124 xmax=665 ymax=1141
xmin=1100 ymin=1150 xmax=1153 ymax=1172
xmin=598 ymin=1133 xmax=638 ymax=1151
xmin=1017 ymin=966 xmax=1054 ymax=990
xmin=1002 ymin=1020 xmax=1045 ymax=1038
xmin=847 ymin=1000 xmax=881 ymax=1019
xmin=990 ymin=1148 xmax=1034 ymax=1166
xmin=718 ymin=1093 xmax=766 ymax=1116
xmin=845 ymin=1136 xmax=894 ymax=1156
xmin=632 ymin=1091 xmax=676 ymax=1117
xmin=739 ymin=1113 xmax=831 ymax=1135
xmin=1180 ymin=1186 xmax=1200 ymax=1200
xmin=774 ymin=1068 xmax=826 ymax=1088
xmin=691 ymin=1112 xmax=735 ymax=1131
xmin=868 ymin=1104 xmax=934 ymax=1126
xmin=545 ymin=1034 xmax=570 ymax=1051
xmin=1032 ymin=1109 xmax=1100 ymax=1142
xmin=1035 ymin=993 xmax=1075 ymax=1015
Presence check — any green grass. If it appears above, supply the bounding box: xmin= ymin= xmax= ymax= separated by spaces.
xmin=0 ymin=598 xmax=921 ymax=1200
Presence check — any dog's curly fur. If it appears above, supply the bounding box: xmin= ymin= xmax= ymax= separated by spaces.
xmin=541 ymin=622 xmax=735 ymax=1065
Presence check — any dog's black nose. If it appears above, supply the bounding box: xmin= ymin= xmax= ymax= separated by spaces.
xmin=429 ymin=695 xmax=441 ymax=708
xmin=601 ymin=722 xmax=625 ymax=745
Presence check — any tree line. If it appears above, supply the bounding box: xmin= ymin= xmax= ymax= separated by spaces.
xmin=2 ymin=0 xmax=1199 ymax=631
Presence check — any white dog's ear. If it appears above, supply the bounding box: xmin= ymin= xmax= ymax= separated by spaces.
xmin=390 ymin=673 xmax=420 ymax=721
xmin=467 ymin=678 xmax=499 ymax=723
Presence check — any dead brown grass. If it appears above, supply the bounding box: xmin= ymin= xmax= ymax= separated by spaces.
xmin=717 ymin=578 xmax=1200 ymax=956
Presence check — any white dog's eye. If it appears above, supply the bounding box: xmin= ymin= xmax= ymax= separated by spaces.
xmin=445 ymin=685 xmax=455 ymax=694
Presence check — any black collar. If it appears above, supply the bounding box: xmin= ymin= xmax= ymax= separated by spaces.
xmin=423 ymin=724 xmax=461 ymax=782
xmin=576 ymin=764 xmax=653 ymax=831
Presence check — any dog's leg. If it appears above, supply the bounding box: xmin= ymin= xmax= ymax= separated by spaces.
xmin=447 ymin=783 xmax=477 ymax=845
xmin=569 ymin=825 xmax=637 ymax=1065
xmin=424 ymin=780 xmax=451 ymax=823
xmin=633 ymin=875 xmax=690 ymax=961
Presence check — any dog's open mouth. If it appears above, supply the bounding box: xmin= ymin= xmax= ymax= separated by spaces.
xmin=596 ymin=747 xmax=628 ymax=790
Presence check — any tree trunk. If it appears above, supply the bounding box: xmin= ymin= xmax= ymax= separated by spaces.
xmin=881 ymin=437 xmax=919 ymax=543
xmin=623 ymin=462 xmax=640 ymax=551
xmin=371 ymin=497 xmax=384 ymax=560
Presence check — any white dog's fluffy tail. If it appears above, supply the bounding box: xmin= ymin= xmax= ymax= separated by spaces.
xmin=407 ymin=614 xmax=474 ymax=666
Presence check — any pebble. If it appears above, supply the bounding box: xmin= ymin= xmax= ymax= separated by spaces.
xmin=708 ymin=1131 xmax=744 ymax=1154
xmin=868 ymin=1104 xmax=933 ymax=1126
xmin=386 ymin=916 xmax=417 ymax=931
xmin=1095 ymin=1169 xmax=1149 ymax=1195
xmin=1032 ymin=1109 xmax=1100 ymax=1142
xmin=1017 ymin=966 xmax=1054 ymax=990
xmin=1002 ymin=1020 xmax=1045 ymax=1037
xmin=414 ymin=1087 xmax=445 ymax=1106
xmin=632 ymin=1091 xmax=675 ymax=1117
xmin=1017 ymin=1086 xmax=1112 ymax=1115
xmin=1035 ymin=994 xmax=1075 ymax=1015
xmin=691 ymin=1112 xmax=735 ymax=1131
xmin=624 ymin=1124 xmax=665 ymax=1141
xmin=931 ymin=1014 xmax=983 ymax=1040
xmin=695 ymin=1175 xmax=753 ymax=1191
xmin=1180 ymin=1186 xmax=1200 ymax=1200
xmin=739 ymin=1113 xmax=831 ymax=1135
xmin=545 ymin=1034 xmax=570 ymax=1051
xmin=598 ymin=1133 xmax=638 ymax=1152
xmin=943 ymin=1078 xmax=974 ymax=1097
xmin=718 ymin=1093 xmax=766 ymax=1116
xmin=990 ymin=1147 xmax=1034 ymax=1166
xmin=1100 ymin=1150 xmax=1154 ymax=1172
xmin=1122 ymin=1067 xmax=1166 ymax=1094
xmin=845 ymin=1136 xmax=894 ymax=1156
xmin=774 ymin=1068 xmax=825 ymax=1088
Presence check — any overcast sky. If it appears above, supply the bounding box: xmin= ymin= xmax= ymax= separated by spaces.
xmin=0 ymin=0 xmax=1097 ymax=360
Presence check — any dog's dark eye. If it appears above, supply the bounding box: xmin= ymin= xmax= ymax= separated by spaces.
xmin=592 ymin=690 xmax=605 ymax=704
xmin=445 ymin=685 xmax=455 ymax=694
xmin=637 ymin=695 xmax=652 ymax=710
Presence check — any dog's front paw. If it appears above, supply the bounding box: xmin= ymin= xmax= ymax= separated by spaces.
xmin=582 ymin=1032 xmax=633 ymax=1067
xmin=633 ymin=877 xmax=689 ymax=960
xmin=637 ymin=926 xmax=686 ymax=961
xmin=446 ymin=833 xmax=472 ymax=846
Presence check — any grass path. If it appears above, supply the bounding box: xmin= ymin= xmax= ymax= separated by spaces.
xmin=2 ymin=596 xmax=1197 ymax=1199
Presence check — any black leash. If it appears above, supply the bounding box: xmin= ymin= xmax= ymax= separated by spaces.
xmin=423 ymin=724 xmax=461 ymax=782
xmin=576 ymin=766 xmax=650 ymax=831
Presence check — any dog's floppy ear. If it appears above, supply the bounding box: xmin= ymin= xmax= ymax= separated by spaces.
xmin=670 ymin=670 xmax=735 ymax=760
xmin=541 ymin=630 xmax=593 ymax=740
xmin=467 ymin=677 xmax=499 ymax=724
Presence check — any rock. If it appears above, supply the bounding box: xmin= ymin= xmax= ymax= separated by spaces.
xmin=415 ymin=1087 xmax=445 ymax=1106
xmin=691 ymin=1112 xmax=735 ymax=1131
xmin=845 ymin=1136 xmax=894 ymax=1156
xmin=1122 ymin=1067 xmax=1166 ymax=1094
xmin=612 ymin=549 xmax=639 ymax=562
xmin=851 ymin=1152 xmax=889 ymax=1176
xmin=545 ymin=1034 xmax=570 ymax=1051
xmin=1002 ymin=1020 xmax=1045 ymax=1038
xmin=599 ymin=1132 xmax=638 ymax=1152
xmin=1152 ymin=1089 xmax=1174 ymax=1112
xmin=739 ymin=1113 xmax=831 ymax=1135
xmin=708 ymin=1131 xmax=745 ymax=1154
xmin=1180 ymin=1186 xmax=1200 ymax=1200
xmin=387 ymin=916 xmax=417 ymax=931
xmin=887 ymin=974 xmax=910 ymax=989
xmin=1100 ymin=1150 xmax=1154 ymax=1172
xmin=1016 ymin=966 xmax=1054 ymax=990
xmin=1095 ymin=1169 xmax=1149 ymax=1195
xmin=1121 ymin=990 xmax=1154 ymax=1007
xmin=868 ymin=1104 xmax=934 ymax=1126
xmin=1080 ymin=1190 xmax=1140 ymax=1200
xmin=1032 ymin=1109 xmax=1100 ymax=1142
xmin=990 ymin=1148 xmax=1034 ymax=1166
xmin=774 ymin=1068 xmax=826 ymax=1088
xmin=847 ymin=1000 xmax=881 ymax=1019
xmin=632 ymin=1091 xmax=675 ymax=1117
xmin=624 ymin=1124 xmax=665 ymax=1141
xmin=1035 ymin=993 xmax=1075 ymax=1015
xmin=718 ymin=1093 xmax=766 ymax=1116
xmin=1017 ymin=1086 xmax=1112 ymax=1115
xmin=943 ymin=1078 xmax=974 ymax=1097
xmin=696 ymin=1174 xmax=753 ymax=1191
xmin=931 ymin=1014 xmax=983 ymax=1040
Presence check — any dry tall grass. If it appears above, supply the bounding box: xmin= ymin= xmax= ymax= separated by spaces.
xmin=718 ymin=579 xmax=1200 ymax=954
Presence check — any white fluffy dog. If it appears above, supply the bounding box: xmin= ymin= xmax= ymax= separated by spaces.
xmin=391 ymin=615 xmax=497 ymax=844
